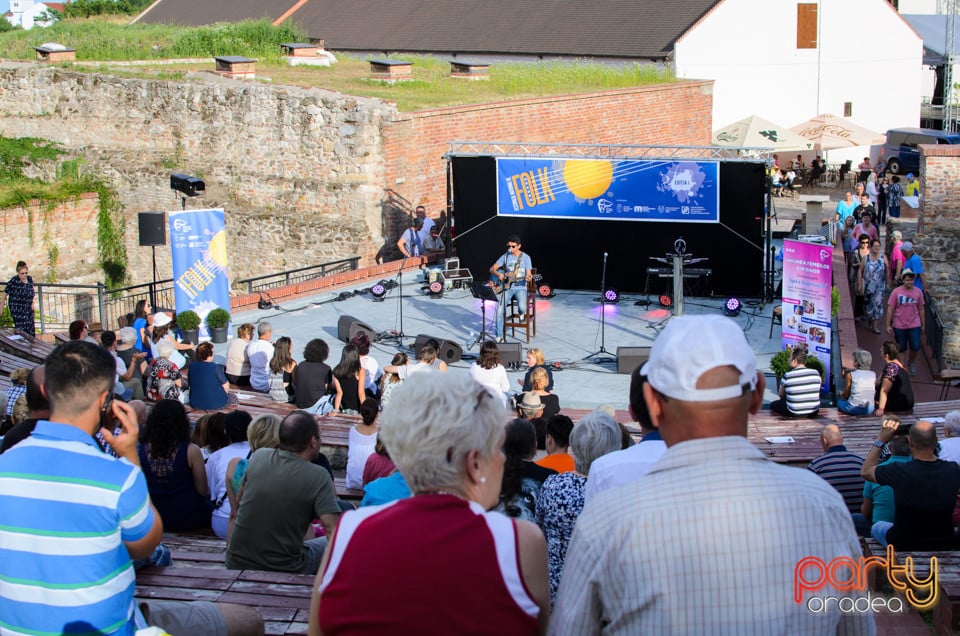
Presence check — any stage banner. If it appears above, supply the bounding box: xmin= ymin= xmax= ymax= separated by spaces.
xmin=780 ymin=239 xmax=832 ymax=389
xmin=169 ymin=208 xmax=230 ymax=336
xmin=495 ymin=157 xmax=719 ymax=222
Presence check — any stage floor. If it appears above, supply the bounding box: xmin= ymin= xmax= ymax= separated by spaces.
xmin=212 ymin=270 xmax=787 ymax=412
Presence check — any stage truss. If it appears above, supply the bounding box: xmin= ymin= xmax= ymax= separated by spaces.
xmin=445 ymin=141 xmax=773 ymax=162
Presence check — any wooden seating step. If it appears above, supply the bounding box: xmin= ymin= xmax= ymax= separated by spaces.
xmin=861 ymin=538 xmax=960 ymax=634
xmin=0 ymin=329 xmax=54 ymax=364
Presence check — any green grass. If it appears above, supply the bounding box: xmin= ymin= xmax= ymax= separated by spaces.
xmin=0 ymin=17 xmax=676 ymax=111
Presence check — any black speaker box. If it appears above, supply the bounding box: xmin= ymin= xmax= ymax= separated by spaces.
xmin=337 ymin=315 xmax=378 ymax=343
xmin=499 ymin=342 xmax=522 ymax=367
xmin=138 ymin=212 xmax=166 ymax=247
xmin=414 ymin=334 xmax=463 ymax=364
xmin=617 ymin=346 xmax=652 ymax=375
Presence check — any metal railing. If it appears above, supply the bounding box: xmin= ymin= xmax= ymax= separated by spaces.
xmin=22 ymin=257 xmax=360 ymax=334
xmin=235 ymin=257 xmax=360 ymax=294
xmin=33 ymin=279 xmax=177 ymax=334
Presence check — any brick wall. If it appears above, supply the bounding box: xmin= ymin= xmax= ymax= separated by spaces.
xmin=381 ymin=81 xmax=714 ymax=245
xmin=0 ymin=194 xmax=101 ymax=282
xmin=916 ymin=145 xmax=960 ymax=369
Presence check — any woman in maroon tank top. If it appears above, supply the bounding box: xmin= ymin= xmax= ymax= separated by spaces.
xmin=309 ymin=372 xmax=551 ymax=635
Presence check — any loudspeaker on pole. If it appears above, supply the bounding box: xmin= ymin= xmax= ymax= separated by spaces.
xmin=138 ymin=212 xmax=166 ymax=247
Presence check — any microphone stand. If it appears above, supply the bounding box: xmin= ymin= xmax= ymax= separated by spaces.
xmin=496 ymin=248 xmax=510 ymax=343
xmin=380 ymin=256 xmax=409 ymax=345
xmin=584 ymin=251 xmax=616 ymax=364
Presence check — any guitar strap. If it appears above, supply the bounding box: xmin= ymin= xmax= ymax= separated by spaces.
xmin=510 ymin=251 xmax=523 ymax=283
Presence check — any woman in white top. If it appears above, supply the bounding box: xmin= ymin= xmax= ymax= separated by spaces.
xmin=351 ymin=331 xmax=383 ymax=398
xmin=838 ymin=349 xmax=876 ymax=416
xmin=469 ymin=340 xmax=510 ymax=405
xmin=865 ymin=173 xmax=879 ymax=208
xmin=225 ymin=323 xmax=254 ymax=386
xmin=345 ymin=399 xmax=379 ymax=490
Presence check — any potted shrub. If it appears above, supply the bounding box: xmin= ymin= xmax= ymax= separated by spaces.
xmin=206 ymin=307 xmax=231 ymax=344
xmin=175 ymin=309 xmax=201 ymax=344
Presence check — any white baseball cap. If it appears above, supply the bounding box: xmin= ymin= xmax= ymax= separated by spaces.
xmin=642 ymin=315 xmax=757 ymax=402
xmin=153 ymin=312 xmax=172 ymax=327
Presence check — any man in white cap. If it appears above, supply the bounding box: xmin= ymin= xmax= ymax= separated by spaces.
xmin=551 ymin=315 xmax=873 ymax=635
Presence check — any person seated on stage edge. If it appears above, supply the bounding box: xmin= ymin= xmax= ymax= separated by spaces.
xmin=295 ymin=338 xmax=334 ymax=411
xmin=490 ymin=234 xmax=533 ymax=339
xmin=189 ymin=341 xmax=238 ymax=410
xmin=837 ymin=348 xmax=876 ymax=416
xmin=384 ymin=342 xmax=446 ymax=379
xmin=379 ymin=352 xmax=408 ymax=408
xmin=769 ymin=347 xmax=821 ymax=417
xmin=469 ymin=340 xmax=511 ymax=406
xmin=524 ymin=367 xmax=560 ymax=420
xmin=333 ymin=344 xmax=367 ymax=414
xmin=874 ymin=341 xmax=914 ymax=416
xmin=225 ymin=322 xmax=254 ymax=387
xmin=519 ymin=347 xmax=554 ymax=392
xmin=351 ymin=331 xmax=383 ymax=400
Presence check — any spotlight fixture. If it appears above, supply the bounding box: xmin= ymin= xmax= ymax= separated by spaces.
xmin=724 ymin=297 xmax=742 ymax=317
xmin=170 ymin=173 xmax=205 ymax=197
xmin=428 ymin=276 xmax=445 ymax=299
xmin=370 ymin=283 xmax=387 ymax=302
xmin=537 ymin=282 xmax=555 ymax=299
xmin=603 ymin=288 xmax=620 ymax=304
xmin=659 ymin=294 xmax=673 ymax=308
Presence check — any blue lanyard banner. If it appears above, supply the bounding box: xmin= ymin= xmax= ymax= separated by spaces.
xmin=169 ymin=208 xmax=231 ymax=336
xmin=496 ymin=157 xmax=719 ymax=222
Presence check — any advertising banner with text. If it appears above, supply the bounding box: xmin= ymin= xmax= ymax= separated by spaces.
xmin=169 ymin=208 xmax=230 ymax=336
xmin=780 ymin=239 xmax=833 ymax=388
xmin=495 ymin=157 xmax=719 ymax=222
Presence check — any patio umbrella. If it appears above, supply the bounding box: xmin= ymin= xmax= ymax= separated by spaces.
xmin=790 ymin=113 xmax=885 ymax=150
xmin=713 ymin=115 xmax=814 ymax=151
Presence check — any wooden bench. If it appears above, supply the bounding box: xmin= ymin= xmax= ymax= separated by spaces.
xmin=136 ymin=534 xmax=314 ymax=634
xmin=0 ymin=350 xmax=39 ymax=376
xmin=0 ymin=329 xmax=55 ymax=364
xmin=862 ymin=538 xmax=960 ymax=635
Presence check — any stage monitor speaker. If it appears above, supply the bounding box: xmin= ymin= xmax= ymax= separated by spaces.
xmin=138 ymin=212 xmax=166 ymax=247
xmin=616 ymin=346 xmax=652 ymax=375
xmin=499 ymin=342 xmax=522 ymax=367
xmin=337 ymin=315 xmax=378 ymax=343
xmin=414 ymin=334 xmax=463 ymax=364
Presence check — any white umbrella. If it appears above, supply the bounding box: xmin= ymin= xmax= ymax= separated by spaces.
xmin=790 ymin=113 xmax=885 ymax=150
xmin=713 ymin=115 xmax=815 ymax=151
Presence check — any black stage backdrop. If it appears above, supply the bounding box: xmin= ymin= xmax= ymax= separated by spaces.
xmin=450 ymin=156 xmax=766 ymax=297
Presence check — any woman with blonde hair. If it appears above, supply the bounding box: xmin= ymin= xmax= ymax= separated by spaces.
xmin=309 ymin=372 xmax=550 ymax=635
xmin=525 ymin=367 xmax=560 ymax=420
xmin=519 ymin=347 xmax=554 ymax=392
xmin=224 ymin=413 xmax=282 ymax=540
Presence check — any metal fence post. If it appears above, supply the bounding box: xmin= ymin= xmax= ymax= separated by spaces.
xmin=37 ymin=285 xmax=45 ymax=335
xmin=97 ymin=282 xmax=107 ymax=330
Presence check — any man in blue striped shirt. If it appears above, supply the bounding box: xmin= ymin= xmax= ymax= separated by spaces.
xmin=808 ymin=424 xmax=865 ymax=514
xmin=0 ymin=341 xmax=261 ymax=635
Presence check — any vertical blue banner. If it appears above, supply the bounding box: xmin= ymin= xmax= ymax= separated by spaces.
xmin=169 ymin=208 xmax=230 ymax=337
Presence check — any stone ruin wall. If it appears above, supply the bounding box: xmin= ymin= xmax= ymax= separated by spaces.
xmin=915 ymin=145 xmax=960 ymax=369
xmin=0 ymin=64 xmax=395 ymax=285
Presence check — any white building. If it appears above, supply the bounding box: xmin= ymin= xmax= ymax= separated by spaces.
xmin=674 ymin=0 xmax=923 ymax=141
xmin=5 ymin=0 xmax=63 ymax=29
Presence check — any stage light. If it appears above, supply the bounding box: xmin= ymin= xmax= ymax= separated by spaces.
xmin=370 ymin=283 xmax=387 ymax=302
xmin=537 ymin=282 xmax=555 ymax=299
xmin=659 ymin=294 xmax=672 ymax=308
xmin=724 ymin=297 xmax=742 ymax=317
xmin=428 ymin=280 xmax=444 ymax=298
xmin=603 ymin=288 xmax=620 ymax=304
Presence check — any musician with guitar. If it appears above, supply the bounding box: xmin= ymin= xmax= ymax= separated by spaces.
xmin=490 ymin=235 xmax=533 ymax=341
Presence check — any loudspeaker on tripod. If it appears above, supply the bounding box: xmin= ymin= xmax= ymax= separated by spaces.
xmin=138 ymin=212 xmax=166 ymax=247
xmin=414 ymin=334 xmax=463 ymax=364
xmin=616 ymin=346 xmax=652 ymax=375
xmin=337 ymin=315 xmax=379 ymax=344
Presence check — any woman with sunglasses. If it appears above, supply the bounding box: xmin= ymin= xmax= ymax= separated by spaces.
xmin=849 ymin=235 xmax=872 ymax=320
xmin=2 ymin=261 xmax=35 ymax=336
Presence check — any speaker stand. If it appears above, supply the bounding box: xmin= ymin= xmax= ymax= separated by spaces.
xmin=150 ymin=245 xmax=158 ymax=308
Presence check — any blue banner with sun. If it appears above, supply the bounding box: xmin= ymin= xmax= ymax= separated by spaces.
xmin=168 ymin=208 xmax=231 ymax=337
xmin=495 ymin=157 xmax=719 ymax=223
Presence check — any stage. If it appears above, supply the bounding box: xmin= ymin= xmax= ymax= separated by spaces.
xmin=211 ymin=269 xmax=787 ymax=411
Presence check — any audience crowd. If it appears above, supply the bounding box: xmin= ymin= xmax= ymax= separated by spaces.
xmin=5 ymin=293 xmax=960 ymax=634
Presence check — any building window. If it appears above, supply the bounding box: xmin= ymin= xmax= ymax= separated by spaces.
xmin=797 ymin=4 xmax=818 ymax=49
xmin=844 ymin=102 xmax=853 ymax=117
